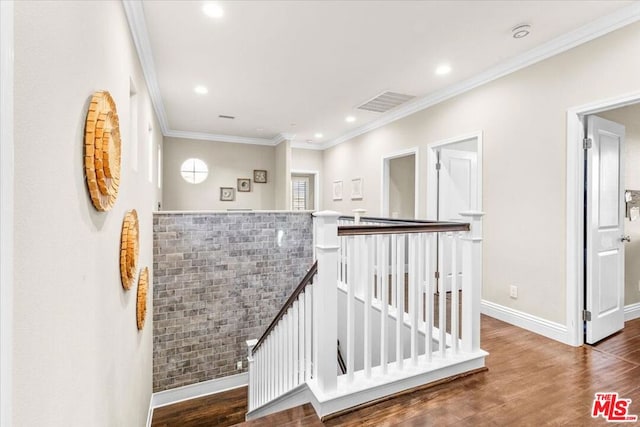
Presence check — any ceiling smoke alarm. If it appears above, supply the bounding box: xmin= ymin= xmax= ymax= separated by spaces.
xmin=512 ymin=24 xmax=531 ymax=39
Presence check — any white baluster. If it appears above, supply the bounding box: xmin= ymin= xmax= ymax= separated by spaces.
xmin=268 ymin=335 xmax=273 ymax=401
xmin=298 ymin=292 xmax=305 ymax=385
xmin=342 ymin=236 xmax=347 ymax=287
xmin=380 ymin=234 xmax=389 ymax=374
xmin=418 ymin=232 xmax=426 ymax=360
xmin=375 ymin=235 xmax=381 ymax=300
xmin=275 ymin=325 xmax=281 ymax=396
xmin=280 ymin=319 xmax=286 ymax=393
xmin=438 ymin=233 xmax=446 ymax=357
xmin=425 ymin=234 xmax=433 ymax=362
xmin=287 ymin=311 xmax=292 ymax=390
xmin=451 ymin=232 xmax=459 ymax=354
xmin=396 ymin=234 xmax=405 ymax=369
xmin=289 ymin=309 xmax=294 ymax=389
xmin=259 ymin=347 xmax=264 ymax=406
xmin=292 ymin=301 xmax=299 ymax=387
xmin=305 ymin=286 xmax=312 ymax=381
xmin=391 ymin=235 xmax=397 ymax=313
xmin=347 ymin=236 xmax=355 ymax=382
xmin=409 ymin=234 xmax=419 ymax=365
xmin=460 ymin=212 xmax=484 ymax=353
xmin=364 ymin=235 xmax=373 ymax=378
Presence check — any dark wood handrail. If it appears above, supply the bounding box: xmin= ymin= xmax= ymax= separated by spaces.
xmin=252 ymin=261 xmax=318 ymax=355
xmin=338 ymin=221 xmax=469 ymax=236
xmin=339 ymin=215 xmax=447 ymax=225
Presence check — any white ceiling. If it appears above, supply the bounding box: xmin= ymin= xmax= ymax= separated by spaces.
xmin=135 ymin=0 xmax=637 ymax=148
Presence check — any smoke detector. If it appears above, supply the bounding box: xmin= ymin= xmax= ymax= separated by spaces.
xmin=512 ymin=24 xmax=531 ymax=39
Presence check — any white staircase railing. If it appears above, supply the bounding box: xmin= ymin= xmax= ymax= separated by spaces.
xmin=246 ymin=211 xmax=485 ymax=420
xmin=246 ymin=262 xmax=317 ymax=410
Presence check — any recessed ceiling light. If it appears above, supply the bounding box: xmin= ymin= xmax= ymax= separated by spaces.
xmin=202 ymin=3 xmax=224 ymax=18
xmin=256 ymin=127 xmax=264 ymax=132
xmin=314 ymin=133 xmax=323 ymax=139
xmin=435 ymin=64 xmax=451 ymax=76
xmin=194 ymin=85 xmax=208 ymax=95
xmin=345 ymin=116 xmax=356 ymax=123
xmin=306 ymin=139 xmax=313 ymax=144
xmin=512 ymin=24 xmax=531 ymax=39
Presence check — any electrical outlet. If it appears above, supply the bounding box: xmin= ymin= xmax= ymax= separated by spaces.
xmin=237 ymin=361 xmax=243 ymax=370
xmin=510 ymin=285 xmax=518 ymax=299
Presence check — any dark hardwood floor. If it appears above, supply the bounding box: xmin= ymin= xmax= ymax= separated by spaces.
xmin=151 ymin=316 xmax=640 ymax=426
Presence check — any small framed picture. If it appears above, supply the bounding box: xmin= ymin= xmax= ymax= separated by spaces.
xmin=253 ymin=169 xmax=267 ymax=183
xmin=220 ymin=187 xmax=235 ymax=201
xmin=332 ymin=180 xmax=343 ymax=201
xmin=351 ymin=177 xmax=363 ymax=200
xmin=237 ymin=178 xmax=251 ymax=192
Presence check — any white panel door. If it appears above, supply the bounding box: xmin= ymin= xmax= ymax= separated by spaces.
xmin=438 ymin=148 xmax=478 ymax=292
xmin=586 ymin=115 xmax=626 ymax=344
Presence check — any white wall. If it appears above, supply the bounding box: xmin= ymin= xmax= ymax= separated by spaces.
xmin=323 ymin=22 xmax=640 ymax=325
xmin=600 ymin=104 xmax=640 ymax=306
xmin=292 ymin=148 xmax=323 ymax=173
xmin=389 ymin=155 xmax=415 ymax=219
xmin=274 ymin=140 xmax=291 ymax=210
xmin=162 ymin=136 xmax=276 ymax=211
xmin=13 ymin=1 xmax=160 ymax=425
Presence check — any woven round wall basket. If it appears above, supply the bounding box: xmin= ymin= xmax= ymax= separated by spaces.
xmin=120 ymin=209 xmax=139 ymax=290
xmin=84 ymin=91 xmax=121 ymax=212
xmin=137 ymin=267 xmax=149 ymax=330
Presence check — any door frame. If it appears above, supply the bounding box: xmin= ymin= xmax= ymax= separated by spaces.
xmin=0 ymin=0 xmax=13 ymax=423
xmin=381 ymin=147 xmax=419 ymax=218
xmin=426 ymin=131 xmax=483 ymax=221
xmin=426 ymin=132 xmax=483 ymax=293
xmin=290 ymin=169 xmax=320 ymax=211
xmin=566 ymin=91 xmax=640 ymax=346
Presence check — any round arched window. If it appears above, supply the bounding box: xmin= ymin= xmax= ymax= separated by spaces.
xmin=180 ymin=158 xmax=208 ymax=184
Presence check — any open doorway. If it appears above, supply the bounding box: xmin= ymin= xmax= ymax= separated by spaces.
xmin=381 ymin=148 xmax=418 ymax=219
xmin=427 ymin=133 xmax=483 ymax=293
xmin=566 ymin=93 xmax=640 ymax=347
xmin=582 ymin=105 xmax=640 ymax=345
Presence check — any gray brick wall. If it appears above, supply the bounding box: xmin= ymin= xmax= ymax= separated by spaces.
xmin=152 ymin=212 xmax=314 ymax=392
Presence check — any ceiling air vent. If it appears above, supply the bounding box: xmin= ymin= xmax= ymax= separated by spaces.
xmin=357 ymin=91 xmax=415 ymax=113
xmin=218 ymin=114 xmax=235 ymax=120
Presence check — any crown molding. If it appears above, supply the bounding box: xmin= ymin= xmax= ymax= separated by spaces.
xmin=290 ymin=141 xmax=325 ymax=151
xmin=163 ymin=130 xmax=300 ymax=146
xmin=272 ymin=133 xmax=296 ymax=145
xmin=123 ymin=0 xmax=170 ymax=135
xmin=319 ymin=2 xmax=640 ymax=150
xmin=124 ymin=0 xmax=640 ymax=151
xmin=165 ymin=129 xmax=275 ymax=146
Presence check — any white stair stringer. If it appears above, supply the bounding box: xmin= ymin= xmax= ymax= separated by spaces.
xmin=246 ymin=349 xmax=487 ymax=421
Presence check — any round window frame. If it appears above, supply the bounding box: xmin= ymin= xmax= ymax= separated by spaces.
xmin=180 ymin=158 xmax=209 ymax=184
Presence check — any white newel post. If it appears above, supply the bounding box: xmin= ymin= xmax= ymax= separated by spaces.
xmin=353 ymin=208 xmax=367 ymax=224
xmin=312 ymin=211 xmax=340 ymax=394
xmin=246 ymin=339 xmax=258 ymax=409
xmin=460 ymin=212 xmax=483 ymax=353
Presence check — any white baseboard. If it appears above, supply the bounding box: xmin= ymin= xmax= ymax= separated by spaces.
xmin=625 ymin=302 xmax=640 ymax=321
xmin=146 ymin=373 xmax=248 ymax=426
xmin=246 ymin=383 xmax=311 ymax=421
xmin=481 ymin=300 xmax=570 ymax=345
xmin=145 ymin=393 xmax=154 ymax=427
